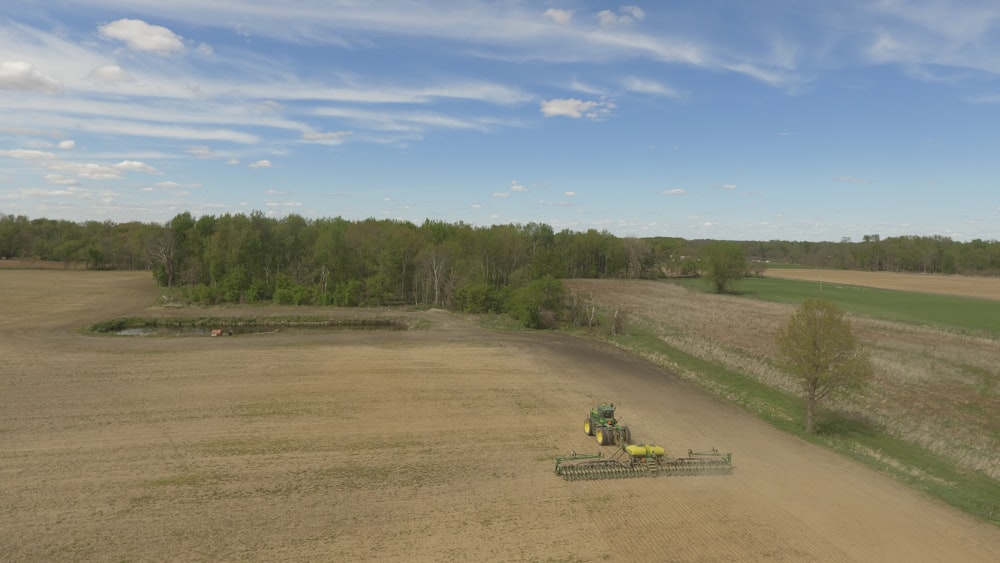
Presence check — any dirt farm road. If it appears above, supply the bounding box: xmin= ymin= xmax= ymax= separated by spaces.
xmin=2 ymin=269 xmax=999 ymax=561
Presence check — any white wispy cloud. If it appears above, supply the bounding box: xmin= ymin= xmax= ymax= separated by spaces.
xmin=313 ymin=106 xmax=494 ymax=134
xmin=50 ymin=161 xmax=125 ymax=180
xmin=2 ymin=148 xmax=162 ymax=181
xmin=301 ymin=131 xmax=353 ymax=145
xmin=80 ymin=119 xmax=260 ymax=144
xmin=0 ymin=149 xmax=56 ymax=160
xmin=0 ymin=61 xmax=62 ymax=93
xmin=249 ymin=160 xmax=272 ymax=168
xmin=538 ymin=199 xmax=573 ymax=207
xmin=85 ymin=64 xmax=135 ymax=84
xmin=622 ymin=77 xmax=681 ymax=98
xmin=540 ymin=98 xmax=615 ymax=119
xmin=99 ymin=19 xmax=185 ymax=54
xmin=44 ymin=174 xmax=80 ymax=186
xmin=54 ymin=1 xmax=1000 ymax=90
xmin=597 ymin=6 xmax=645 ymax=27
xmin=49 ymin=1 xmax=773 ymax=88
xmin=862 ymin=1 xmax=1000 ymax=75
xmin=114 ymin=160 xmax=160 ymax=174
xmin=265 ymin=201 xmax=302 ymax=208
xmin=1 ymin=186 xmax=89 ymax=201
xmin=544 ymin=9 xmax=573 ymax=25
xmin=187 ymin=146 xmax=219 ymax=159
xmin=2 ymin=1 xmax=998 ymax=235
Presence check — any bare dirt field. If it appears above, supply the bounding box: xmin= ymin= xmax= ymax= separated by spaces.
xmin=3 ymin=269 xmax=1000 ymax=562
xmin=0 ymin=258 xmax=86 ymax=270
xmin=766 ymin=268 xmax=1000 ymax=301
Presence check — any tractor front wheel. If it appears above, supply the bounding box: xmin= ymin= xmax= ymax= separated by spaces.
xmin=584 ymin=418 xmax=593 ymax=436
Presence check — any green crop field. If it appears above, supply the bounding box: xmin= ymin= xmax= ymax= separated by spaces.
xmin=669 ymin=276 xmax=1000 ymax=337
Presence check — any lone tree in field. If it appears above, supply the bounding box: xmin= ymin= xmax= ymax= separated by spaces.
xmin=702 ymin=241 xmax=746 ymax=293
xmin=777 ymin=299 xmax=873 ymax=434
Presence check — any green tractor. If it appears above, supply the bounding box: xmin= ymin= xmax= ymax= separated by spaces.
xmin=583 ymin=403 xmax=631 ymax=446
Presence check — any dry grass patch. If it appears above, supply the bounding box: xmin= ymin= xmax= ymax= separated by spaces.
xmin=566 ymin=279 xmax=1000 ymax=480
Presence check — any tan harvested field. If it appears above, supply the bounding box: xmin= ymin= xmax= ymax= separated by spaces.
xmin=767 ymin=268 xmax=1000 ymax=301
xmin=0 ymin=258 xmax=86 ymax=270
xmin=3 ymin=270 xmax=1000 ymax=562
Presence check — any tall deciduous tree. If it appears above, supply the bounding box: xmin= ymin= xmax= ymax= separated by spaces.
xmin=702 ymin=241 xmax=746 ymax=293
xmin=777 ymin=299 xmax=873 ymax=434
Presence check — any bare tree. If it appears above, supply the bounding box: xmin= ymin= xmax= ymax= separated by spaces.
xmin=568 ymin=291 xmax=598 ymax=329
xmin=777 ymin=299 xmax=873 ymax=433
xmin=148 ymin=229 xmax=177 ymax=288
xmin=415 ymin=244 xmax=451 ymax=307
xmin=611 ymin=307 xmax=629 ymax=337
xmin=623 ymin=237 xmax=651 ymax=279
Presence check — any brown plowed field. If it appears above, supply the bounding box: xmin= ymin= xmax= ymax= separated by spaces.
xmin=3 ymin=269 xmax=1000 ymax=561
xmin=767 ymin=268 xmax=1000 ymax=300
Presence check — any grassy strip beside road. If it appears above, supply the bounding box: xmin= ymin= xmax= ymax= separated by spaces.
xmin=669 ymin=276 xmax=1000 ymax=337
xmin=607 ymin=328 xmax=1000 ymax=525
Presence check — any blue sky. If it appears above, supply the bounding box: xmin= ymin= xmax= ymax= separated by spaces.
xmin=1 ymin=1 xmax=998 ymax=241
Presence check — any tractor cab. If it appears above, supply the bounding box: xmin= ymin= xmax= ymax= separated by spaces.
xmin=595 ymin=404 xmax=616 ymax=424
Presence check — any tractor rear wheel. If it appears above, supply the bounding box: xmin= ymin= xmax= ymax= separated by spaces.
xmin=597 ymin=428 xmax=614 ymax=446
xmin=584 ymin=418 xmax=593 ymax=436
xmin=621 ymin=426 xmax=631 ymax=444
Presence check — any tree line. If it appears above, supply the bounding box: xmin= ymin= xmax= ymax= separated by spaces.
xmin=2 ymin=213 xmax=998 ymax=318
xmin=748 ymin=234 xmax=1000 ymax=274
xmin=0 ymin=212 xmax=698 ymax=324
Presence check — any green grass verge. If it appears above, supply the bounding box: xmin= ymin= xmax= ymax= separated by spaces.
xmin=668 ymin=276 xmax=1000 ymax=337
xmin=606 ymin=327 xmax=1000 ymax=526
xmin=613 ymin=331 xmax=805 ymax=432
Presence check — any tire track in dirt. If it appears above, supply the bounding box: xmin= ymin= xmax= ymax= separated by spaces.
xmin=566 ymin=472 xmax=853 ymax=562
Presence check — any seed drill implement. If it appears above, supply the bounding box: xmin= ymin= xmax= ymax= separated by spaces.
xmin=555 ymin=443 xmax=733 ymax=481
xmin=560 ymin=402 xmax=732 ymax=481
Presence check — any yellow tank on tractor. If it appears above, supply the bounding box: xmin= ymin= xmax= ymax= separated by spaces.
xmin=583 ymin=403 xmax=632 ymax=446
